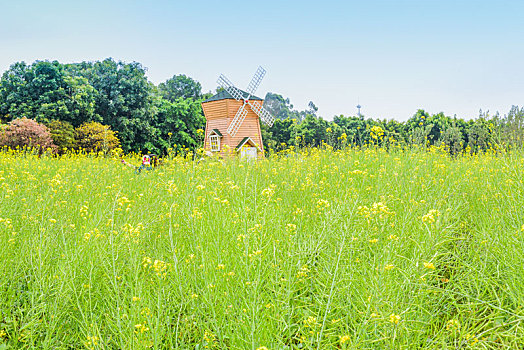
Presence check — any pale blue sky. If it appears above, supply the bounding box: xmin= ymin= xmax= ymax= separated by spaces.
xmin=1 ymin=0 xmax=523 ymax=120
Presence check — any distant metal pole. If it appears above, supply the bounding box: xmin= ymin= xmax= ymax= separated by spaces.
xmin=357 ymin=104 xmax=361 ymax=117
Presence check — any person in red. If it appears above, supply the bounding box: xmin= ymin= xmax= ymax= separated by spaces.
xmin=136 ymin=155 xmax=151 ymax=173
xmin=121 ymin=155 xmax=154 ymax=174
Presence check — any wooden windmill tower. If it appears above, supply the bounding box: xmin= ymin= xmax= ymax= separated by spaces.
xmin=202 ymin=66 xmax=275 ymax=159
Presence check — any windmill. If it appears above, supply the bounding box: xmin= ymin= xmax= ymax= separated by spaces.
xmin=201 ymin=66 xmax=274 ymax=159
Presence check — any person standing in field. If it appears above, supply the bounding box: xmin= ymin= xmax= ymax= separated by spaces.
xmin=121 ymin=154 xmax=155 ymax=174
xmin=136 ymin=155 xmax=151 ymax=173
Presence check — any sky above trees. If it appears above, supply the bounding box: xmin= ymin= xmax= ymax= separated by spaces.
xmin=1 ymin=0 xmax=523 ymax=121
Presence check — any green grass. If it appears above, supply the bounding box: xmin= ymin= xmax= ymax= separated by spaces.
xmin=1 ymin=147 xmax=524 ymax=349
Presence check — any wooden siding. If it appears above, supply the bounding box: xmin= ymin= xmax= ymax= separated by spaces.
xmin=202 ymin=99 xmax=266 ymax=158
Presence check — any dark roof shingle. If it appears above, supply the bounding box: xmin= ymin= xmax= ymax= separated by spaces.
xmin=204 ymin=89 xmax=263 ymax=103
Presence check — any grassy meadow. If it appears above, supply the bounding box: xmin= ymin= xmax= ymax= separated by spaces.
xmin=1 ymin=146 xmax=524 ymax=349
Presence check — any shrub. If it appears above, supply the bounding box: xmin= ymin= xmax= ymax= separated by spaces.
xmin=75 ymin=121 xmax=120 ymax=152
xmin=0 ymin=117 xmax=57 ymax=151
xmin=47 ymin=120 xmax=76 ymax=152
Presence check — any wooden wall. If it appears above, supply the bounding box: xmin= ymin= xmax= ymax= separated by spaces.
xmin=202 ymin=99 xmax=265 ymax=158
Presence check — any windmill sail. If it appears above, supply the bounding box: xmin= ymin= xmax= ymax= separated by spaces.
xmin=246 ymin=66 xmax=266 ymax=96
xmin=227 ymin=104 xmax=249 ymax=136
xmin=218 ymin=66 xmax=274 ymax=136
xmin=248 ymin=100 xmax=274 ymax=127
xmin=217 ymin=74 xmax=244 ymax=101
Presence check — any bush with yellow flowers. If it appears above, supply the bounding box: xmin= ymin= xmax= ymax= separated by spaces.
xmin=75 ymin=121 xmax=120 ymax=152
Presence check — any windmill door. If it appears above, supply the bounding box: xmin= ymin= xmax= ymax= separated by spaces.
xmin=240 ymin=147 xmax=258 ymax=160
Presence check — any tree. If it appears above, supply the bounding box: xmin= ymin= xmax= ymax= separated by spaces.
xmin=0 ymin=62 xmax=32 ymax=122
xmin=263 ymin=92 xmax=301 ymax=121
xmin=307 ymin=101 xmax=318 ymax=116
xmin=75 ymin=121 xmax=120 ymax=152
xmin=467 ymin=118 xmax=491 ymax=152
xmin=0 ymin=61 xmax=98 ymax=126
xmin=333 ymin=115 xmax=367 ymax=145
xmin=500 ymin=105 xmax=524 ymax=148
xmin=265 ymin=118 xmax=297 ymax=151
xmin=47 ymin=120 xmax=76 ymax=152
xmin=0 ymin=117 xmax=56 ymax=151
xmin=152 ymin=97 xmax=206 ymax=154
xmin=294 ymin=114 xmax=329 ymax=147
xmin=382 ymin=119 xmax=408 ymax=145
xmin=65 ymin=59 xmax=156 ymax=152
xmin=158 ymin=74 xmax=202 ymax=101
xmin=441 ymin=121 xmax=464 ymax=155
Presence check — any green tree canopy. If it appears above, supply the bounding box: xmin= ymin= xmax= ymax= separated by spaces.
xmin=0 ymin=61 xmax=98 ymax=126
xmin=65 ymin=59 xmax=156 ymax=151
xmin=158 ymin=74 xmax=202 ymax=101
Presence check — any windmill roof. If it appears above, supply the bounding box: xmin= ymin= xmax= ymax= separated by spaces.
xmin=204 ymin=89 xmax=263 ymax=103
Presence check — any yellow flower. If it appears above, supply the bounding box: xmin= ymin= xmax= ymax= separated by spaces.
xmin=316 ymin=199 xmax=330 ymax=210
xmin=261 ymin=187 xmax=275 ymax=197
xmin=384 ymin=264 xmax=395 ymax=271
xmin=465 ymin=333 xmax=478 ymax=345
xmin=204 ymin=330 xmax=216 ymax=344
xmin=389 ymin=313 xmax=401 ymax=324
xmin=251 ymin=250 xmax=262 ymax=257
xmin=339 ymin=335 xmax=351 ymax=344
xmin=303 ymin=316 xmax=317 ymax=327
xmin=370 ymin=125 xmax=384 ymax=140
xmin=446 ymin=319 xmax=460 ymax=331
xmin=297 ymin=265 xmax=310 ymax=278
xmin=83 ymin=335 xmax=99 ymax=349
xmin=423 ymin=262 xmax=435 ymax=270
xmin=134 ymin=323 xmax=149 ymax=334
xmin=422 ymin=209 xmax=440 ymax=224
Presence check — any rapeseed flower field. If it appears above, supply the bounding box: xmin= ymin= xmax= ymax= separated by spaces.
xmin=1 ymin=146 xmax=524 ymax=349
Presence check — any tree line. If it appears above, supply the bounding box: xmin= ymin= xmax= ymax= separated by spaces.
xmin=0 ymin=59 xmax=205 ymax=154
xmin=262 ymin=99 xmax=524 ymax=154
xmin=1 ymin=58 xmax=522 ymax=155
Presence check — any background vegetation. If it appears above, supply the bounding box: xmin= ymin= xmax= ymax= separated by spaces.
xmin=1 ymin=59 xmax=523 ymax=155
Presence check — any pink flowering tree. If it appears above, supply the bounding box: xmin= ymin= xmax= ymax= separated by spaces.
xmin=0 ymin=117 xmax=57 ymax=151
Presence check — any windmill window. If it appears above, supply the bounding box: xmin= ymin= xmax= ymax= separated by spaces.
xmin=209 ymin=135 xmax=220 ymax=151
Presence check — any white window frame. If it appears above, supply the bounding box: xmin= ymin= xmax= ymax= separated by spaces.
xmin=209 ymin=134 xmax=220 ymax=152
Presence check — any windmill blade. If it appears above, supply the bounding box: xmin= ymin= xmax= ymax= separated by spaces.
xmin=248 ymin=100 xmax=275 ymax=127
xmin=246 ymin=66 xmax=266 ymax=96
xmin=227 ymin=103 xmax=249 ymax=136
xmin=217 ymin=74 xmax=244 ymax=101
